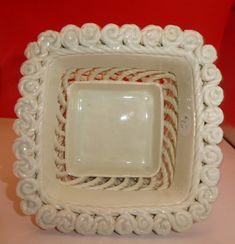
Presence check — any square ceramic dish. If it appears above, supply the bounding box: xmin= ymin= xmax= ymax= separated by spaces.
xmin=13 ymin=24 xmax=224 ymax=235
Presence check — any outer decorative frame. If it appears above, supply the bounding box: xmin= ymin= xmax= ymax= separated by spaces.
xmin=13 ymin=23 xmax=224 ymax=235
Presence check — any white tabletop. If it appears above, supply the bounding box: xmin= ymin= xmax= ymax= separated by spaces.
xmin=0 ymin=118 xmax=235 ymax=244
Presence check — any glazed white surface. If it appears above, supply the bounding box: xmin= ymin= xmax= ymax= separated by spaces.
xmin=2 ymin=119 xmax=234 ymax=243
xmin=13 ymin=23 xmax=224 ymax=235
xmin=66 ymin=81 xmax=163 ymax=177
xmin=55 ymin=67 xmax=178 ymax=192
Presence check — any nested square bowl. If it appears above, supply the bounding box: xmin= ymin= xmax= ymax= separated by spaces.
xmin=13 ymin=24 xmax=224 ymax=235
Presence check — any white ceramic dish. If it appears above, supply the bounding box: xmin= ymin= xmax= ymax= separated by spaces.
xmin=13 ymin=24 xmax=224 ymax=235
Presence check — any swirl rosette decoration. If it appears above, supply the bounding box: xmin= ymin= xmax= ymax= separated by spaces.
xmin=94 ymin=215 xmax=115 ymax=235
xmin=79 ymin=23 xmax=101 ymax=47
xmin=101 ymin=24 xmax=123 ymax=48
xmin=60 ymin=25 xmax=80 ymax=49
xmin=201 ymin=166 xmax=220 ymax=187
xmin=120 ymin=24 xmax=142 ymax=46
xmin=203 ymin=85 xmax=224 ymax=106
xmin=18 ymin=78 xmax=40 ymax=97
xmin=203 ymin=145 xmax=223 ymax=166
xmin=203 ymin=107 xmax=224 ymax=125
xmin=153 ymin=213 xmax=171 ymax=236
xmin=203 ymin=125 xmax=223 ymax=144
xmin=21 ymin=195 xmax=42 ymax=215
xmin=36 ymin=205 xmax=57 ymax=230
xmin=75 ymin=214 xmax=97 ymax=235
xmin=24 ymin=42 xmax=41 ymax=59
xmin=181 ymin=30 xmax=203 ymax=51
xmin=13 ymin=157 xmax=37 ymax=178
xmin=132 ymin=213 xmax=153 ymax=235
xmin=115 ymin=214 xmax=135 ymax=235
xmin=56 ymin=210 xmax=76 ymax=233
xmin=16 ymin=178 xmax=38 ymax=198
xmin=141 ymin=25 xmax=163 ymax=47
xmin=170 ymin=211 xmax=193 ymax=232
xmin=14 ymin=97 xmax=37 ymax=137
xmin=20 ymin=59 xmax=42 ymax=76
xmin=38 ymin=30 xmax=61 ymax=53
xmin=189 ymin=202 xmax=211 ymax=222
xmin=195 ymin=44 xmax=217 ymax=64
xmin=13 ymin=137 xmax=35 ymax=159
xmin=201 ymin=63 xmax=222 ymax=85
xmin=162 ymin=25 xmax=183 ymax=47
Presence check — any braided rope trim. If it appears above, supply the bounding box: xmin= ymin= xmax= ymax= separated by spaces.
xmin=13 ymin=24 xmax=223 ymax=235
xmin=54 ymin=67 xmax=177 ymax=191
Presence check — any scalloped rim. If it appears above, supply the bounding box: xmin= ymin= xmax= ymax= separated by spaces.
xmin=13 ymin=23 xmax=224 ymax=235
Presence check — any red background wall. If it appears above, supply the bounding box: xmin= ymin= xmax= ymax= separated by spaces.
xmin=0 ymin=0 xmax=233 ymax=119
xmin=218 ymin=8 xmax=235 ymax=128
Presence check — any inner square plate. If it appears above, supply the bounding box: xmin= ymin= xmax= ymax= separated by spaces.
xmin=65 ymin=81 xmax=163 ymax=177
